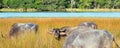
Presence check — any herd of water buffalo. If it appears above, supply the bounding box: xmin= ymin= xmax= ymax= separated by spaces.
xmin=3 ymin=22 xmax=120 ymax=48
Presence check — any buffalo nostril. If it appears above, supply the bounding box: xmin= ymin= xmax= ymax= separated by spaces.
xmin=54 ymin=35 xmax=58 ymax=38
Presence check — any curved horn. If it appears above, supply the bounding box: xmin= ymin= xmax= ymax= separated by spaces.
xmin=60 ymin=32 xmax=67 ymax=36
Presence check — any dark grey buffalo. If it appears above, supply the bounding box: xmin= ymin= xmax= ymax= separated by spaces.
xmin=63 ymin=26 xmax=120 ymax=48
xmin=49 ymin=22 xmax=98 ymax=40
xmin=48 ymin=28 xmax=67 ymax=40
xmin=78 ymin=22 xmax=97 ymax=29
xmin=9 ymin=23 xmax=38 ymax=37
xmin=49 ymin=28 xmax=61 ymax=40
xmin=48 ymin=26 xmax=76 ymax=40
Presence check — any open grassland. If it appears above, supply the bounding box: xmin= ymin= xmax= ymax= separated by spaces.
xmin=0 ymin=18 xmax=120 ymax=48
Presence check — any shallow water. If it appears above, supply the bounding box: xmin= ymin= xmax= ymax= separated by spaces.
xmin=0 ymin=12 xmax=120 ymax=18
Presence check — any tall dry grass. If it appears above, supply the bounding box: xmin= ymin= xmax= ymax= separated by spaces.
xmin=0 ymin=18 xmax=120 ymax=48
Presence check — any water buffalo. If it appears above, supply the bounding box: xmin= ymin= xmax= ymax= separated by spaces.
xmin=48 ymin=28 xmax=67 ymax=40
xmin=9 ymin=23 xmax=38 ymax=37
xmin=63 ymin=26 xmax=120 ymax=48
xmin=49 ymin=22 xmax=98 ymax=40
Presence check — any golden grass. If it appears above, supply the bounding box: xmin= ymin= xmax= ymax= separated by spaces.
xmin=0 ymin=18 xmax=120 ymax=48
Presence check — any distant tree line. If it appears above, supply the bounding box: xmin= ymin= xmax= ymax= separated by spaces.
xmin=0 ymin=0 xmax=120 ymax=11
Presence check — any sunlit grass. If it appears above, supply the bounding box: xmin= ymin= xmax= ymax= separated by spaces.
xmin=0 ymin=18 xmax=120 ymax=48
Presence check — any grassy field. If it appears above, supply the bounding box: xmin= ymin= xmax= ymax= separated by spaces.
xmin=0 ymin=18 xmax=120 ymax=48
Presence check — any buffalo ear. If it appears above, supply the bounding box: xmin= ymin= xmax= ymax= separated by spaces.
xmin=48 ymin=28 xmax=53 ymax=34
xmin=48 ymin=32 xmax=53 ymax=34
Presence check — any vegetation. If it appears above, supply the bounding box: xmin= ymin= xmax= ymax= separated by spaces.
xmin=0 ymin=18 xmax=120 ymax=48
xmin=0 ymin=0 xmax=120 ymax=11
